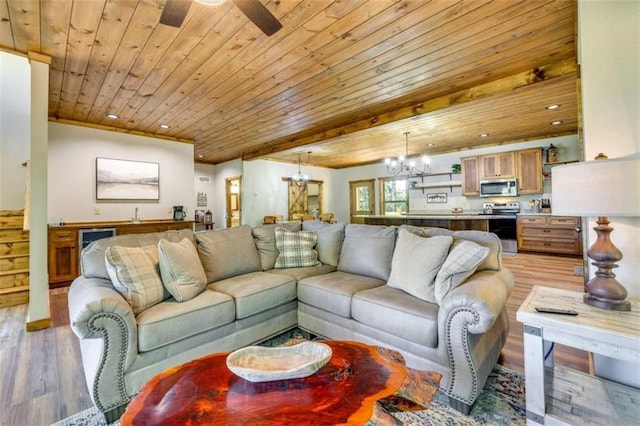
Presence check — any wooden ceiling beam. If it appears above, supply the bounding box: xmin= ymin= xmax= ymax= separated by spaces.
xmin=242 ymin=58 xmax=577 ymax=161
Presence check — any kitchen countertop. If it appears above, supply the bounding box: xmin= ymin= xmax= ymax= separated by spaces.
xmin=354 ymin=214 xmax=517 ymax=220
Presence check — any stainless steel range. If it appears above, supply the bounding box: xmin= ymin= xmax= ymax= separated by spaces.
xmin=482 ymin=202 xmax=520 ymax=253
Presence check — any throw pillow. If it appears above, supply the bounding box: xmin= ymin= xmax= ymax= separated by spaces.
xmin=434 ymin=239 xmax=490 ymax=304
xmin=387 ymin=229 xmax=453 ymax=303
xmin=274 ymin=227 xmax=320 ymax=269
xmin=105 ymin=245 xmax=167 ymax=315
xmin=158 ymin=238 xmax=207 ymax=302
xmin=252 ymin=222 xmax=302 ymax=270
xmin=452 ymin=230 xmax=502 ymax=272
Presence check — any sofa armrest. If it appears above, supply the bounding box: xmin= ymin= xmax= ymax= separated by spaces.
xmin=68 ymin=276 xmax=138 ymax=416
xmin=437 ymin=268 xmax=514 ymax=411
xmin=439 ymin=268 xmax=514 ymax=334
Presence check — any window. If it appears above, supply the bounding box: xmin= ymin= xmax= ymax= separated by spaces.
xmin=349 ymin=179 xmax=375 ymax=216
xmin=380 ymin=177 xmax=408 ymax=215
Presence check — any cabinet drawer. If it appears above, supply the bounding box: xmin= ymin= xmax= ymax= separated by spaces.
xmin=518 ymin=238 xmax=582 ymax=255
xmin=547 ymin=216 xmax=579 ymax=227
xmin=519 ymin=227 xmax=579 ymax=239
xmin=49 ymin=230 xmax=77 ymax=242
xmin=518 ymin=216 xmax=546 ymax=225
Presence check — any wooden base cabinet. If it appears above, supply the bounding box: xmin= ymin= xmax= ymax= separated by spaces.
xmin=48 ymin=220 xmax=194 ymax=286
xmin=517 ymin=215 xmax=582 ymax=255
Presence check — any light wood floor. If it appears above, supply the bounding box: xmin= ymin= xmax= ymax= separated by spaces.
xmin=0 ymin=252 xmax=588 ymax=425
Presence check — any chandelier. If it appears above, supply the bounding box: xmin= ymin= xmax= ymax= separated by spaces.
xmin=291 ymin=152 xmax=311 ymax=186
xmin=384 ymin=132 xmax=431 ymax=176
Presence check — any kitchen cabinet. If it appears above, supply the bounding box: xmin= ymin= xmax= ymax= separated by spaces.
xmin=479 ymin=151 xmax=516 ymax=179
xmin=461 ymin=156 xmax=480 ymax=196
xmin=516 ymin=148 xmax=543 ymax=194
xmin=48 ymin=228 xmax=79 ymax=285
xmin=517 ymin=215 xmax=582 ymax=255
xmin=48 ymin=220 xmax=194 ymax=287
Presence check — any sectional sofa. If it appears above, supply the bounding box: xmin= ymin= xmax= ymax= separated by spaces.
xmin=68 ymin=222 xmax=514 ymax=422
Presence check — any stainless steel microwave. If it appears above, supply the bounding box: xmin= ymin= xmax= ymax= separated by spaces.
xmin=479 ymin=178 xmax=518 ymax=197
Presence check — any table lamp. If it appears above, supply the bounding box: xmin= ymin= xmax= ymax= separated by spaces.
xmin=552 ymin=152 xmax=640 ymax=311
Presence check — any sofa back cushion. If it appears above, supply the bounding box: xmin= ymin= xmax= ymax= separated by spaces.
xmin=387 ymin=229 xmax=453 ymax=303
xmin=105 ymin=245 xmax=168 ymax=315
xmin=274 ymin=227 xmax=320 ymax=268
xmin=252 ymin=222 xmax=302 ymax=270
xmin=81 ymin=228 xmax=195 ymax=279
xmin=337 ymin=224 xmax=396 ymax=281
xmin=302 ymin=221 xmax=345 ymax=266
xmin=196 ymin=225 xmax=262 ymax=283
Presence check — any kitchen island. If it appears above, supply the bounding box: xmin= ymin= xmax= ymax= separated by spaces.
xmin=357 ymin=213 xmax=515 ymax=231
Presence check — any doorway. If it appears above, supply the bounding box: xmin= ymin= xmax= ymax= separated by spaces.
xmin=349 ymin=179 xmax=375 ymax=223
xmin=225 ymin=176 xmax=241 ymax=228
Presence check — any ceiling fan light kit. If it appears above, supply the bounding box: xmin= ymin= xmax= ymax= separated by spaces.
xmin=161 ymin=0 xmax=282 ymax=36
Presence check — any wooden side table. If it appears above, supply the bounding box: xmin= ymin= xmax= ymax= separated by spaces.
xmin=517 ymin=286 xmax=640 ymax=425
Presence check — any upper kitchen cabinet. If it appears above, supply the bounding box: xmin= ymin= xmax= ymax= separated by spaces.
xmin=479 ymin=152 xmax=516 ymax=179
xmin=517 ymin=148 xmax=544 ymax=194
xmin=461 ymin=156 xmax=480 ymax=196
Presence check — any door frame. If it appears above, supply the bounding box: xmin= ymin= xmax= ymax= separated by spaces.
xmin=349 ymin=179 xmax=375 ymax=223
xmin=225 ymin=176 xmax=242 ymax=228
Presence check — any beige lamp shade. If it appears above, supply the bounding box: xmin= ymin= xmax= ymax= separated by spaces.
xmin=552 ymin=153 xmax=640 ymax=217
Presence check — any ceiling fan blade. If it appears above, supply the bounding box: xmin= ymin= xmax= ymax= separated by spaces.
xmin=160 ymin=0 xmax=192 ymax=28
xmin=233 ymin=0 xmax=282 ymax=36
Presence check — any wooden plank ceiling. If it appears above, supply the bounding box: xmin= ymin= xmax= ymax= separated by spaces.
xmin=1 ymin=0 xmax=578 ymax=168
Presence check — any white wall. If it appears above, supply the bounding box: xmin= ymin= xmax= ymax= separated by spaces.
xmin=194 ymin=162 xmax=216 ymax=222
xmin=48 ymin=122 xmax=195 ymax=223
xmin=332 ymin=135 xmax=579 ymax=219
xmin=0 ymin=51 xmax=30 ymax=210
xmin=578 ymin=0 xmax=640 ymax=387
xmin=242 ymin=159 xmax=335 ymax=227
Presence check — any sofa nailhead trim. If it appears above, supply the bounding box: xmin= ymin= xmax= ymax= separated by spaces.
xmin=444 ymin=307 xmax=479 ymax=405
xmin=88 ymin=313 xmax=131 ymax=412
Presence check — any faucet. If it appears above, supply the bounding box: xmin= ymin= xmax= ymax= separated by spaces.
xmin=132 ymin=207 xmax=140 ymax=223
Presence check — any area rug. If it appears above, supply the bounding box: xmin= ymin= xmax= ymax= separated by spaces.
xmin=53 ymin=329 xmax=525 ymax=426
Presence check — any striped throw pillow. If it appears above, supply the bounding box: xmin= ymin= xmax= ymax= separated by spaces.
xmin=274 ymin=227 xmax=320 ymax=269
xmin=105 ymin=245 xmax=167 ymax=314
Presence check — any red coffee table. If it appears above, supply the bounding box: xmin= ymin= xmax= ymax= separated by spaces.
xmin=121 ymin=340 xmax=441 ymax=425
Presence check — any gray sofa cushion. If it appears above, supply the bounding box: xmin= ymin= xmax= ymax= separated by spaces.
xmin=297 ymin=271 xmax=385 ymax=318
xmin=136 ymin=289 xmax=235 ymax=352
xmin=208 ymin=271 xmax=296 ymax=319
xmin=196 ymin=225 xmax=262 ymax=282
xmin=302 ymin=221 xmax=346 ymax=266
xmin=351 ymin=285 xmax=439 ymax=348
xmin=400 ymin=224 xmax=455 ymax=237
xmin=81 ymin=229 xmax=195 ymax=279
xmin=266 ymin=264 xmax=336 ymax=281
xmin=252 ymin=222 xmax=302 ymax=270
xmin=158 ymin=238 xmax=207 ymax=302
xmin=337 ymin=224 xmax=396 ymax=281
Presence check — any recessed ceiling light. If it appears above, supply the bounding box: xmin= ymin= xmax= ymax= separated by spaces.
xmin=106 ymin=113 xmax=119 ymax=119
xmin=551 ymin=120 xmax=563 ymax=125
xmin=546 ymin=104 xmax=561 ymax=110
xmin=159 ymin=124 xmax=170 ymax=129
xmin=479 ymin=133 xmax=490 ymax=138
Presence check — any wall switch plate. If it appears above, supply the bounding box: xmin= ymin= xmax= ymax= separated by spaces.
xmin=167 ymin=207 xmax=173 ymax=214
xmin=94 ymin=208 xmax=100 ymax=215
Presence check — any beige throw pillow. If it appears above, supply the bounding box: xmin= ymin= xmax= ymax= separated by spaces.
xmin=158 ymin=238 xmax=207 ymax=302
xmin=274 ymin=227 xmax=320 ymax=269
xmin=434 ymin=239 xmax=490 ymax=304
xmin=105 ymin=245 xmax=167 ymax=315
xmin=387 ymin=229 xmax=453 ymax=303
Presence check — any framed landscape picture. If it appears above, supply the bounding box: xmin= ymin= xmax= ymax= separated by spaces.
xmin=96 ymin=158 xmax=160 ymax=201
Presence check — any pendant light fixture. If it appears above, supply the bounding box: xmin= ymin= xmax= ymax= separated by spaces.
xmin=291 ymin=152 xmax=311 ymax=186
xmin=384 ymin=132 xmax=431 ymax=176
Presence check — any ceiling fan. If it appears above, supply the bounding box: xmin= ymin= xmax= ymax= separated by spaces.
xmin=160 ymin=0 xmax=282 ymax=36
